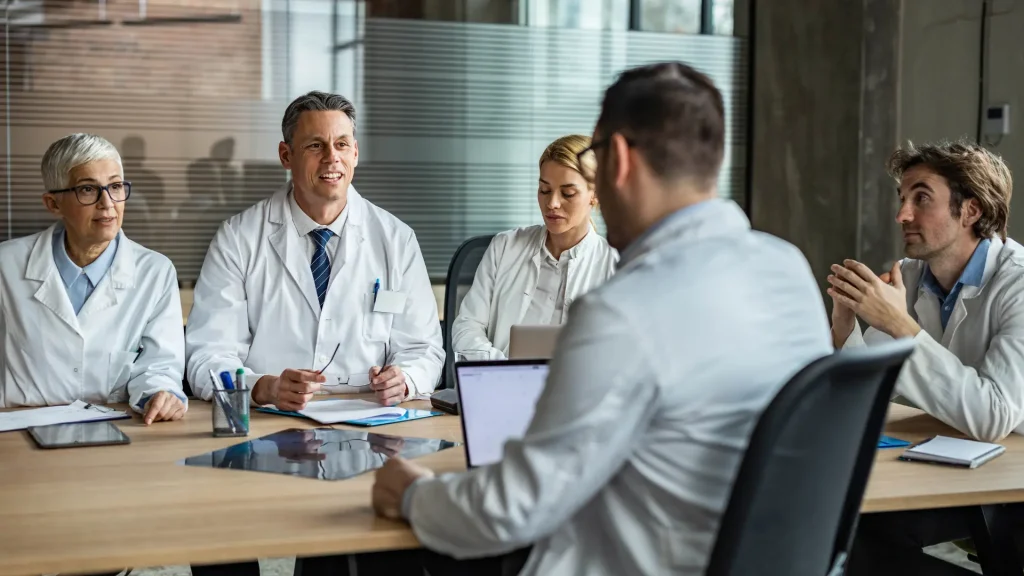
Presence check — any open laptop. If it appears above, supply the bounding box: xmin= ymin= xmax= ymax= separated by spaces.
xmin=508 ymin=324 xmax=563 ymax=359
xmin=454 ymin=360 xmax=549 ymax=468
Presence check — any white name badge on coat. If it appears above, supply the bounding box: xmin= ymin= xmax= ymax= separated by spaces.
xmin=373 ymin=290 xmax=407 ymax=314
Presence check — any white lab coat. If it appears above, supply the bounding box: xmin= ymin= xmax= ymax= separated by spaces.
xmin=0 ymin=225 xmax=186 ymax=411
xmin=452 ymin=225 xmax=618 ymax=359
xmin=185 ymin=184 xmax=444 ymax=400
xmin=405 ymin=199 xmax=833 ymax=575
xmin=844 ymin=236 xmax=1024 ymax=442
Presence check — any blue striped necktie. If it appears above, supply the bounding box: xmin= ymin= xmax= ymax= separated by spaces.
xmin=309 ymin=229 xmax=334 ymax=308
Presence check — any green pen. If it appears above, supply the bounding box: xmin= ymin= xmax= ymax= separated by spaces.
xmin=235 ymin=368 xmax=250 ymax=430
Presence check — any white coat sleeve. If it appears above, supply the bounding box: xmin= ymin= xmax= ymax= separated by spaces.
xmin=451 ymin=236 xmax=506 ymax=360
xmin=185 ymin=222 xmax=260 ymax=401
xmin=404 ymin=298 xmax=659 ymax=558
xmin=895 ymin=291 xmax=1024 ymax=442
xmin=0 ymin=280 xmax=6 ymax=407
xmin=126 ymin=261 xmax=188 ymax=412
xmin=841 ymin=321 xmax=894 ymax=350
xmin=389 ymin=231 xmax=444 ymax=397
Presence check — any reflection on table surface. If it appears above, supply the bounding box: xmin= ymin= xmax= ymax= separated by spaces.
xmin=182 ymin=427 xmax=459 ymax=481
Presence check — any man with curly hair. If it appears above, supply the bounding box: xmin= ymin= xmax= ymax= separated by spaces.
xmin=830 ymin=140 xmax=1024 ymax=575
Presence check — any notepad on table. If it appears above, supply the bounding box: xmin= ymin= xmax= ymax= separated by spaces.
xmin=257 ymin=398 xmax=445 ymax=427
xmin=299 ymin=399 xmax=405 ymax=424
xmin=0 ymin=400 xmax=130 ymax=433
xmin=899 ymin=435 xmax=1006 ymax=469
xmin=259 ymin=398 xmax=405 ymax=425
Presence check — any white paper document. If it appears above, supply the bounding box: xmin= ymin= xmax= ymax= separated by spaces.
xmin=0 ymin=400 xmax=130 ymax=433
xmin=298 ymin=399 xmax=406 ymax=424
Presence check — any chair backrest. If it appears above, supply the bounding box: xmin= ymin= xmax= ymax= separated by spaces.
xmin=441 ymin=235 xmax=495 ymax=388
xmin=705 ymin=339 xmax=915 ymax=576
xmin=182 ymin=325 xmax=194 ymax=398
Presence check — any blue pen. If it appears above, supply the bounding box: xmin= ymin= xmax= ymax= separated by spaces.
xmin=373 ymin=278 xmax=381 ymax=305
xmin=219 ymin=371 xmax=235 ymax=391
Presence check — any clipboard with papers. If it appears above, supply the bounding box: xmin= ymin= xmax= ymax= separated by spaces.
xmin=0 ymin=400 xmax=131 ymax=433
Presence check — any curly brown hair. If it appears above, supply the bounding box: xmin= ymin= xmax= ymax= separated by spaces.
xmin=888 ymin=139 xmax=1013 ymax=240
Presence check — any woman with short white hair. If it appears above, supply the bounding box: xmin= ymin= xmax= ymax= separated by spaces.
xmin=0 ymin=133 xmax=187 ymax=425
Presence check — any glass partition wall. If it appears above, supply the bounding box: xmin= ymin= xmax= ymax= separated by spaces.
xmin=0 ymin=0 xmax=745 ymax=282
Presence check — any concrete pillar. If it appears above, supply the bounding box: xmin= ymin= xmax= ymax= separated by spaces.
xmin=748 ymin=0 xmax=903 ymax=297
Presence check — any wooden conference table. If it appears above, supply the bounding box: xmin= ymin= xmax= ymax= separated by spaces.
xmin=2 ymin=401 xmax=1024 ymax=576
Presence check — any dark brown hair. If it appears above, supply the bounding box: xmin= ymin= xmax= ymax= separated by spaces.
xmin=888 ymin=139 xmax=1013 ymax=240
xmin=596 ymin=62 xmax=725 ymax=187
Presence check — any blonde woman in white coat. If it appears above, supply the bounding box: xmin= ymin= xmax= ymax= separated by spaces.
xmin=452 ymin=135 xmax=618 ymax=360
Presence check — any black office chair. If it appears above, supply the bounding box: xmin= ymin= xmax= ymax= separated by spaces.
xmin=181 ymin=325 xmax=195 ymax=398
xmin=705 ymin=339 xmax=915 ymax=576
xmin=441 ymin=234 xmax=494 ymax=389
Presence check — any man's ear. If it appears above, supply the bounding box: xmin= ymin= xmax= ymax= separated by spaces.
xmin=962 ymin=197 xmax=983 ymax=229
xmin=42 ymin=193 xmax=61 ymax=216
xmin=278 ymin=141 xmax=292 ymax=170
xmin=609 ymin=133 xmax=631 ymax=190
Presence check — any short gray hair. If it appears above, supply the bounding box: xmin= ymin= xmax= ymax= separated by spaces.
xmin=281 ymin=91 xmax=357 ymax=145
xmin=41 ymin=133 xmax=122 ymax=191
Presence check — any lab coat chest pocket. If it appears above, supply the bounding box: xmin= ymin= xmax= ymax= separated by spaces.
xmin=107 ymin=351 xmax=137 ymax=401
xmin=363 ymin=293 xmax=394 ymax=342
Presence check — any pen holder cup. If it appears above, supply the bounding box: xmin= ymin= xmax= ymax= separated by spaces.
xmin=212 ymin=389 xmax=250 ymax=437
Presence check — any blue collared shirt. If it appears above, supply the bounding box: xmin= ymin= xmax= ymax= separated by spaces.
xmin=52 ymin=227 xmax=119 ymax=315
xmin=921 ymin=238 xmax=990 ymax=330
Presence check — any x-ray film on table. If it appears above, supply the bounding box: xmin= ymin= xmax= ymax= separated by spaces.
xmin=180 ymin=428 xmax=458 ymax=481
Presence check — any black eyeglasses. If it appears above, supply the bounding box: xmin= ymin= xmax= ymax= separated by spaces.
xmin=46 ymin=181 xmax=132 ymax=206
xmin=575 ymin=136 xmax=635 ymax=167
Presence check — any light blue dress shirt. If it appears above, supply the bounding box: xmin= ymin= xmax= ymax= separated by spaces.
xmin=921 ymin=238 xmax=990 ymax=330
xmin=52 ymin=227 xmax=119 ymax=315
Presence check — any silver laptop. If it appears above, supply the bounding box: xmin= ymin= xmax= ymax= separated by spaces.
xmin=454 ymin=360 xmax=549 ymax=468
xmin=508 ymin=324 xmax=563 ymax=359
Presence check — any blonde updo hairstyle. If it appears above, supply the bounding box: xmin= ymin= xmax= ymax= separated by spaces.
xmin=538 ymin=134 xmax=598 ymax=227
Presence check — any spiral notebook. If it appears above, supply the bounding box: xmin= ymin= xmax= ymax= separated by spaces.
xmin=899 ymin=436 xmax=1005 ymax=469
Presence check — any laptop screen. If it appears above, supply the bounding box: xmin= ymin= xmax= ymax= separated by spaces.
xmin=455 ymin=362 xmax=549 ymax=468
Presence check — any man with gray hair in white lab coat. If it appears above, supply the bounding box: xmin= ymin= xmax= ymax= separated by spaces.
xmin=370 ymin=62 xmax=833 ymax=575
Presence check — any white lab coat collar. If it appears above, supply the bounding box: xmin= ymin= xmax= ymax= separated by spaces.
xmin=266 ymin=182 xmax=367 ymax=316
xmin=961 ymin=236 xmax=1004 ymax=300
xmin=911 ymin=236 xmax=1005 ymax=344
xmin=531 ymin=225 xmax=599 ymax=267
xmin=25 ymin=224 xmax=136 ymax=336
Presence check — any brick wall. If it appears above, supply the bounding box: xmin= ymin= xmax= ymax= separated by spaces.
xmin=2 ymin=0 xmax=283 ymax=281
xmin=16 ymin=0 xmax=262 ymax=98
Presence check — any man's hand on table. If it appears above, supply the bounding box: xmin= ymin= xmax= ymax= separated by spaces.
xmin=370 ymin=365 xmax=408 ymax=406
xmin=372 ymin=457 xmax=434 ymax=520
xmin=253 ymin=369 xmax=325 ymax=410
